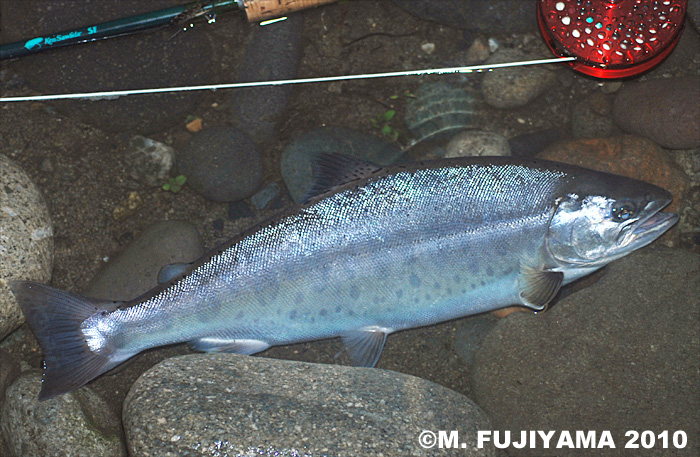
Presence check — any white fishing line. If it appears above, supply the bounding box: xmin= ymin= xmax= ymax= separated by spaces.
xmin=0 ymin=57 xmax=575 ymax=102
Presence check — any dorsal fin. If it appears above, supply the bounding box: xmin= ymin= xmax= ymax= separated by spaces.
xmin=301 ymin=153 xmax=381 ymax=204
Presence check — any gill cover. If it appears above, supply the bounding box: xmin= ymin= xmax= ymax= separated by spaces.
xmin=545 ymin=193 xmax=645 ymax=266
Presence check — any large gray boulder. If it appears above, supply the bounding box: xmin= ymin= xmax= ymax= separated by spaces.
xmin=124 ymin=354 xmax=496 ymax=456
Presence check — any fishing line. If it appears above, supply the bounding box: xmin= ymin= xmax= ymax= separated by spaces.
xmin=0 ymin=57 xmax=575 ymax=102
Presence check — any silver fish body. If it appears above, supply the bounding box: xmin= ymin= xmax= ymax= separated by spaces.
xmin=12 ymin=156 xmax=678 ymax=399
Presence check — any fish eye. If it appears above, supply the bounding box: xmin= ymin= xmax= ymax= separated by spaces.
xmin=611 ymin=200 xmax=637 ymax=222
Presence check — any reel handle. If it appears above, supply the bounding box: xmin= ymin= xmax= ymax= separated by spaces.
xmin=241 ymin=0 xmax=338 ymax=22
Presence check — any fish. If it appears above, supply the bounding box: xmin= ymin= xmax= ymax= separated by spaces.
xmin=11 ymin=154 xmax=678 ymax=400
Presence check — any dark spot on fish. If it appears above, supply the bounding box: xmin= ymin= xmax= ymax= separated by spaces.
xmin=289 ymin=310 xmax=297 ymax=320
xmin=409 ymin=274 xmax=421 ymax=288
xmin=347 ymin=310 xmax=355 ymax=317
xmin=320 ymin=309 xmax=328 ymax=316
xmin=446 ymin=287 xmax=452 ymax=295
xmin=486 ymin=266 xmax=494 ymax=277
xmin=276 ymin=309 xmax=281 ymax=315
xmin=335 ymin=306 xmax=342 ymax=313
xmin=461 ymin=288 xmax=467 ymax=294
xmin=310 ymin=317 xmax=315 ymax=323
xmin=453 ymin=274 xmax=462 ymax=284
xmin=425 ymin=294 xmax=432 ymax=301
xmin=349 ymin=285 xmax=360 ymax=300
xmin=236 ymin=311 xmax=245 ymax=320
xmin=414 ymin=297 xmax=419 ymax=304
xmin=254 ymin=318 xmax=260 ymax=324
xmin=396 ymin=289 xmax=404 ymax=299
xmin=480 ymin=280 xmax=486 ymax=286
xmin=433 ymin=281 xmax=441 ymax=290
xmin=312 ymin=280 xmax=327 ymax=294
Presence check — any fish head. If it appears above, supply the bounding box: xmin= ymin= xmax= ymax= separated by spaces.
xmin=546 ymin=172 xmax=678 ymax=268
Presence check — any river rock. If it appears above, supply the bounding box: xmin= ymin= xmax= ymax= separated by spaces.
xmin=470 ymin=247 xmax=699 ymax=457
xmin=405 ymin=83 xmax=482 ymax=145
xmin=507 ymin=129 xmax=562 ymax=158
xmin=176 ymin=126 xmax=262 ymax=202
xmin=481 ymin=49 xmax=558 ymax=109
xmin=0 ymin=1 xmax=212 ymax=134
xmin=0 ymin=349 xmax=20 ymax=406
xmin=612 ymin=77 xmax=700 ymax=149
xmin=84 ymin=220 xmax=205 ymax=301
xmin=537 ymin=136 xmax=689 ymax=214
xmin=229 ymin=15 xmax=302 ymax=143
xmin=1 ymin=371 xmax=125 ymax=457
xmin=0 ymin=154 xmax=53 ymax=341
xmin=445 ymin=130 xmax=510 ymax=158
xmin=690 ymin=0 xmax=700 ymax=33
xmin=126 ymin=136 xmax=175 ymax=187
xmin=281 ymin=126 xmax=404 ymax=204
xmin=124 ymin=354 xmax=496 ymax=457
xmin=571 ymin=92 xmax=615 ymax=139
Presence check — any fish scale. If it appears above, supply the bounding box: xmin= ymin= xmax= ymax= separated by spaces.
xmin=11 ymin=155 xmax=678 ymax=400
xmin=108 ymin=163 xmax=564 ymax=351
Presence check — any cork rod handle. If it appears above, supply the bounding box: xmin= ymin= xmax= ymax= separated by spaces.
xmin=242 ymin=0 xmax=338 ymax=22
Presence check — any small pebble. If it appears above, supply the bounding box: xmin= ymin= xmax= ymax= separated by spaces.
xmin=127 ymin=136 xmax=174 ymax=187
xmin=421 ymin=42 xmax=435 ymax=54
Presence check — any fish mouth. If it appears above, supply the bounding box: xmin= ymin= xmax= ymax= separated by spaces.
xmin=617 ymin=200 xmax=678 ymax=249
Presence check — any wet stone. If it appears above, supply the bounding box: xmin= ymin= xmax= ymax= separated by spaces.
xmin=508 ymin=129 xmax=562 ymax=158
xmin=481 ymin=49 xmax=558 ymax=109
xmin=613 ymin=76 xmax=700 ymax=149
xmin=0 ymin=154 xmax=53 ymax=341
xmin=229 ymin=16 xmax=303 ymax=143
xmin=1 ymin=371 xmax=126 ymax=457
xmin=126 ymin=135 xmax=175 ymax=187
xmin=571 ymin=93 xmax=616 ymax=139
xmin=176 ymin=126 xmax=263 ymax=202
xmin=124 ymin=354 xmax=496 ymax=457
xmin=470 ymin=247 xmax=700 ymax=457
xmin=445 ymin=130 xmax=511 ymax=158
xmin=0 ymin=349 xmax=20 ymax=405
xmin=405 ymin=83 xmax=479 ymax=145
xmin=84 ymin=220 xmax=205 ymax=301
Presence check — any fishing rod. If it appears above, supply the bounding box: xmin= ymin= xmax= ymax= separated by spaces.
xmin=0 ymin=0 xmax=337 ymax=61
xmin=0 ymin=0 xmax=689 ymax=103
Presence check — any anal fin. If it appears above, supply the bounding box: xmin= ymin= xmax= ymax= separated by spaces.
xmin=340 ymin=326 xmax=391 ymax=367
xmin=189 ymin=337 xmax=270 ymax=355
xmin=518 ymin=265 xmax=563 ymax=311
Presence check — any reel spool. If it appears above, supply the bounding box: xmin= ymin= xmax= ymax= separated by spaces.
xmin=538 ymin=0 xmax=688 ymax=78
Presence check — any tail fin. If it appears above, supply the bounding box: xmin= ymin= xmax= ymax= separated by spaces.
xmin=10 ymin=280 xmax=120 ymax=400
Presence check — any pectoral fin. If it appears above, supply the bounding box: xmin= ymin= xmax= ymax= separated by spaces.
xmin=340 ymin=326 xmax=391 ymax=367
xmin=518 ymin=265 xmax=563 ymax=311
xmin=189 ymin=337 xmax=270 ymax=355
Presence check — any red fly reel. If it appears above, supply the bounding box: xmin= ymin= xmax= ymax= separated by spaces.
xmin=538 ymin=0 xmax=688 ymax=78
